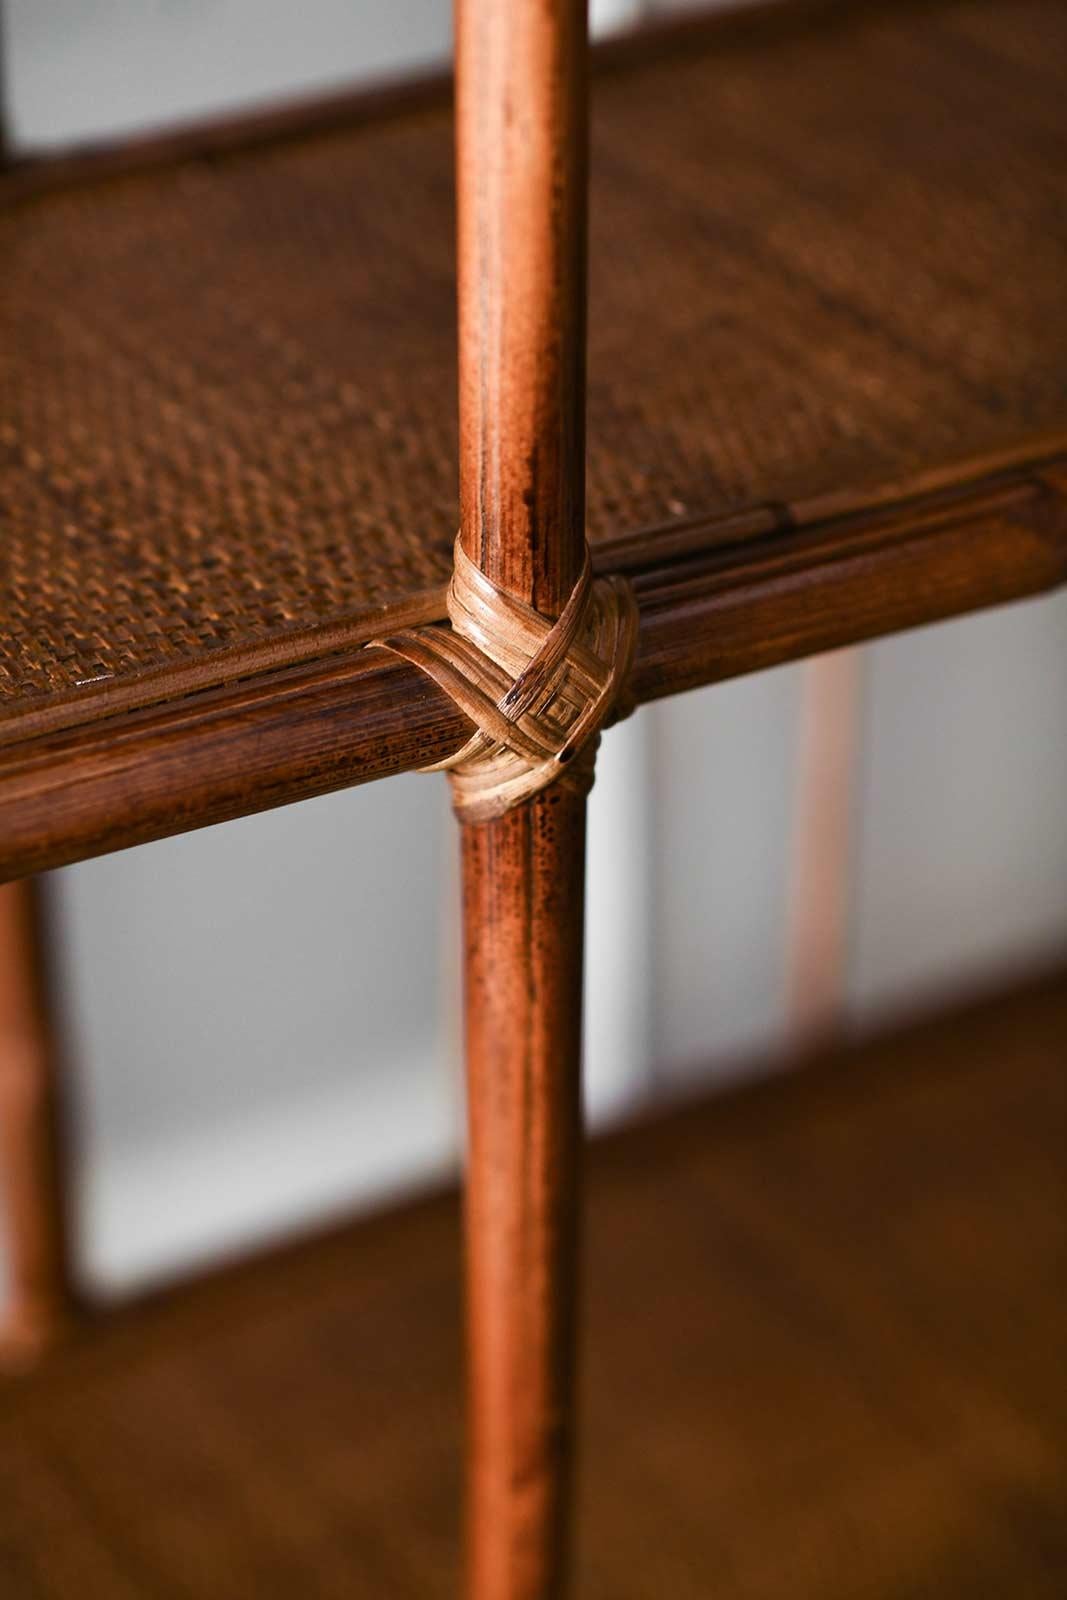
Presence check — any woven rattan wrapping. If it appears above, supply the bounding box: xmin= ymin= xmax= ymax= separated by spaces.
xmin=373 ymin=540 xmax=638 ymax=821
xmin=2 ymin=0 xmax=1066 ymax=728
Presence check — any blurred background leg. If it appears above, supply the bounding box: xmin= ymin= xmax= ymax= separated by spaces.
xmin=786 ymin=650 xmax=862 ymax=1053
xmin=0 ymin=879 xmax=73 ymax=1369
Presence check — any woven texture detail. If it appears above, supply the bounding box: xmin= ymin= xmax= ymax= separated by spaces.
xmin=2 ymin=0 xmax=1066 ymax=725
xmin=372 ymin=540 xmax=637 ymax=821
xmin=0 ymin=978 xmax=1061 ymax=1597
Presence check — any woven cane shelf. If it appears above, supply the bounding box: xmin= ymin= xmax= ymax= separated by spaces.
xmin=1 ymin=971 xmax=1063 ymax=1596
xmin=3 ymin=0 xmax=1067 ymax=875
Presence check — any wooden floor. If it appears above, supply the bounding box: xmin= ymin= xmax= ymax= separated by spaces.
xmin=0 ymin=973 xmax=1063 ymax=1597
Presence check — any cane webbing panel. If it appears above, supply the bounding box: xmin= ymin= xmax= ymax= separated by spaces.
xmin=2 ymin=0 xmax=1065 ymax=727
xmin=0 ymin=974 xmax=1063 ymax=1595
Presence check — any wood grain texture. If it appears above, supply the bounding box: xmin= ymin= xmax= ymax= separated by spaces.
xmin=0 ymin=970 xmax=1062 ymax=1596
xmin=455 ymin=1 xmax=587 ymax=611
xmin=461 ymin=799 xmax=586 ymax=1600
xmin=454 ymin=4 xmax=589 ymax=1594
xmin=1 ymin=454 xmax=1063 ymax=882
xmin=0 ymin=880 xmax=73 ymax=1366
xmin=627 ymin=459 xmax=1067 ymax=704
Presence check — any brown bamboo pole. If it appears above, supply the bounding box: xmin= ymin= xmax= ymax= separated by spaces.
xmin=785 ymin=650 xmax=862 ymax=1051
xmin=454 ymin=3 xmax=590 ymax=1595
xmin=0 ymin=879 xmax=72 ymax=1368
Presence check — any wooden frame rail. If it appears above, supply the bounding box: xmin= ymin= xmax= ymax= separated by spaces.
xmin=1 ymin=452 xmax=1063 ymax=883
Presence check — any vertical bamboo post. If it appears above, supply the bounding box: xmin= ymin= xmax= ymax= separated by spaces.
xmin=0 ymin=0 xmax=70 ymax=1372
xmin=0 ymin=879 xmax=72 ymax=1368
xmin=785 ymin=651 xmax=861 ymax=1051
xmin=454 ymin=3 xmax=589 ymax=1595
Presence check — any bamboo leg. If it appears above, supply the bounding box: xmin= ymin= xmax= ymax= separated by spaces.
xmin=0 ymin=879 xmax=72 ymax=1368
xmin=454 ymin=3 xmax=590 ymax=1593
xmin=462 ymin=799 xmax=586 ymax=1598
xmin=785 ymin=650 xmax=862 ymax=1051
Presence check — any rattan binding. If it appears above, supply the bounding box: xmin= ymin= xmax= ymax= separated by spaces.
xmin=372 ymin=539 xmax=637 ymax=820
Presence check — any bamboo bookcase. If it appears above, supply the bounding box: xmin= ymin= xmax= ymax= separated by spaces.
xmin=1 ymin=1 xmax=1066 ymax=1594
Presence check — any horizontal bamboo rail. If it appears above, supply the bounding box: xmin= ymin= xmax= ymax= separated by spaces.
xmin=1 ymin=456 xmax=1064 ymax=882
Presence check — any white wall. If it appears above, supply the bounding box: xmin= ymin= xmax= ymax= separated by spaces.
xmin=3 ymin=2 xmax=1065 ymax=1309
xmin=648 ymin=663 xmax=802 ymax=1084
xmin=2 ymin=0 xmax=643 ymax=151
xmin=853 ymin=592 xmax=1067 ymax=1015
xmin=51 ymin=775 xmax=460 ymax=1290
xmin=3 ymin=0 xmax=453 ymax=150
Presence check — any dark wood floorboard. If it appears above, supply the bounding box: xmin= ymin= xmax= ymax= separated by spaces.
xmin=0 ymin=972 xmax=1063 ymax=1597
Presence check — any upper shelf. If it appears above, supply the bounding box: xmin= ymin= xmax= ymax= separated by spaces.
xmin=1 ymin=0 xmax=1065 ymax=870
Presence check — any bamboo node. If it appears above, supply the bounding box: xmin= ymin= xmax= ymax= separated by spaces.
xmin=371 ymin=536 xmax=637 ymax=822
